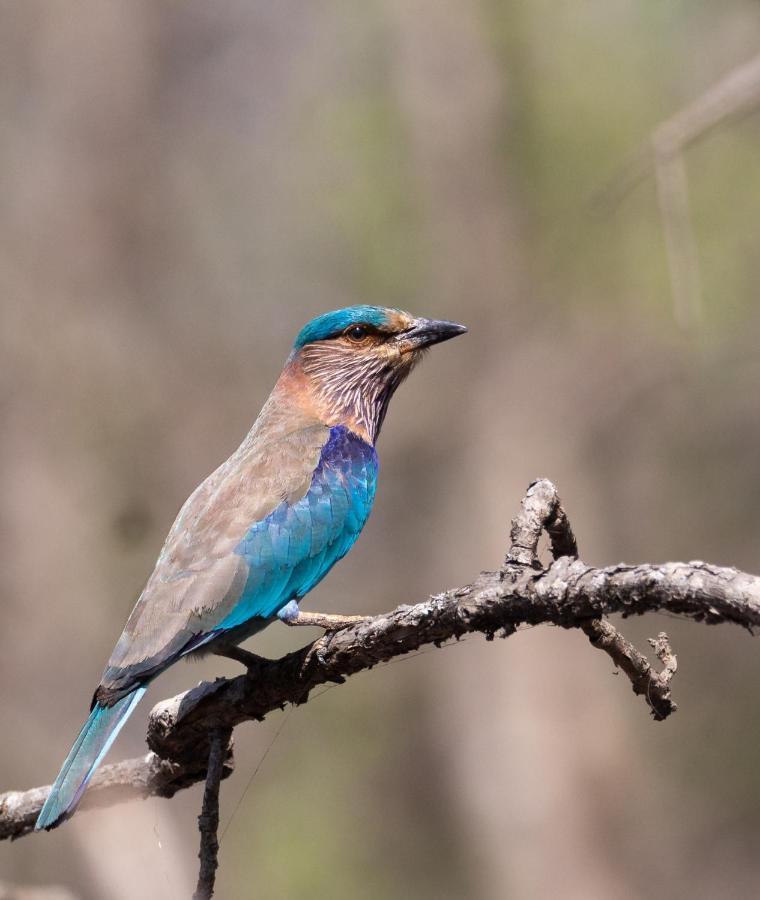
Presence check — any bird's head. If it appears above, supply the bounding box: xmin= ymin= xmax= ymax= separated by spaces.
xmin=285 ymin=305 xmax=467 ymax=444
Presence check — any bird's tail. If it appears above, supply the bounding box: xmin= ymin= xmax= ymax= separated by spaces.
xmin=35 ymin=686 xmax=147 ymax=830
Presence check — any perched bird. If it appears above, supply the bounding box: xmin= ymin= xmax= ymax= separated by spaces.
xmin=36 ymin=305 xmax=466 ymax=830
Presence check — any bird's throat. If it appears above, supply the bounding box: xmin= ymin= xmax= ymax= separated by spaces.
xmin=281 ymin=348 xmax=416 ymax=445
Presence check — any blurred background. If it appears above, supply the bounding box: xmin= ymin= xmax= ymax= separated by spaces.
xmin=2 ymin=2 xmax=760 ymax=898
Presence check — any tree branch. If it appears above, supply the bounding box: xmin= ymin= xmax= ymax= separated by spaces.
xmin=0 ymin=744 xmax=235 ymax=843
xmin=3 ymin=479 xmax=759 ymax=843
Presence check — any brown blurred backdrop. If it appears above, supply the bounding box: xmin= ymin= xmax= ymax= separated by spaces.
xmin=2 ymin=2 xmax=760 ymax=899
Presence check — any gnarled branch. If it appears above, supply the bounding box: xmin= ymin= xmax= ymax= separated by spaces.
xmin=3 ymin=479 xmax=759 ymax=845
xmin=507 ymin=478 xmax=678 ymax=720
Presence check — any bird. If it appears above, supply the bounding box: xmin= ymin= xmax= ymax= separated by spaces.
xmin=36 ymin=305 xmax=466 ymax=830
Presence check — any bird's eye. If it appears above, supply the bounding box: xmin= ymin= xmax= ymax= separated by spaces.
xmin=345 ymin=324 xmax=370 ymax=342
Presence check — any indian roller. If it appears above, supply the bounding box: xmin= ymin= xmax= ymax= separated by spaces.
xmin=36 ymin=305 xmax=466 ymax=830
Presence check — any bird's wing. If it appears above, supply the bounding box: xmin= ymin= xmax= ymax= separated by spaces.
xmin=97 ymin=422 xmax=329 ymax=697
xmin=97 ymin=423 xmax=377 ymax=701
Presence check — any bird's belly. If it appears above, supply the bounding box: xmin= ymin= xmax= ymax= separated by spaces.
xmin=195 ymin=613 xmax=276 ymax=657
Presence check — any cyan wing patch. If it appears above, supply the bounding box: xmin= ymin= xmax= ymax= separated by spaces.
xmin=218 ymin=425 xmax=378 ymax=630
xmin=98 ymin=425 xmax=377 ymax=699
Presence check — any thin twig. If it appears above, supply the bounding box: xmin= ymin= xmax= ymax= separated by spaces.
xmin=193 ymin=729 xmax=229 ymax=900
xmin=582 ymin=621 xmax=678 ymax=720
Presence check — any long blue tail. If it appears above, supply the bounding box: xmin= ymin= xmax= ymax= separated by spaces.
xmin=35 ymin=686 xmax=147 ymax=830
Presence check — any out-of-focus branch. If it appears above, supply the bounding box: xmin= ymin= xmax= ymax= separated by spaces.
xmin=653 ymin=148 xmax=702 ymax=329
xmin=0 ymin=883 xmax=78 ymax=900
xmin=594 ymin=52 xmax=760 ymax=327
xmin=3 ymin=479 xmax=760 ymax=842
xmin=596 ymin=52 xmax=760 ymax=212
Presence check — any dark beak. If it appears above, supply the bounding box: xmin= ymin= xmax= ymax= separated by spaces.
xmin=397 ymin=318 xmax=468 ymax=352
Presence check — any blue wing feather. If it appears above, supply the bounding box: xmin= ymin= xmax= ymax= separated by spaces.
xmin=215 ymin=425 xmax=377 ymax=631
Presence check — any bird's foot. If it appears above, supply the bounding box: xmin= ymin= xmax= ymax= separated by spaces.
xmin=278 ymin=601 xmax=367 ymax=632
xmin=214 ymin=645 xmax=271 ymax=672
